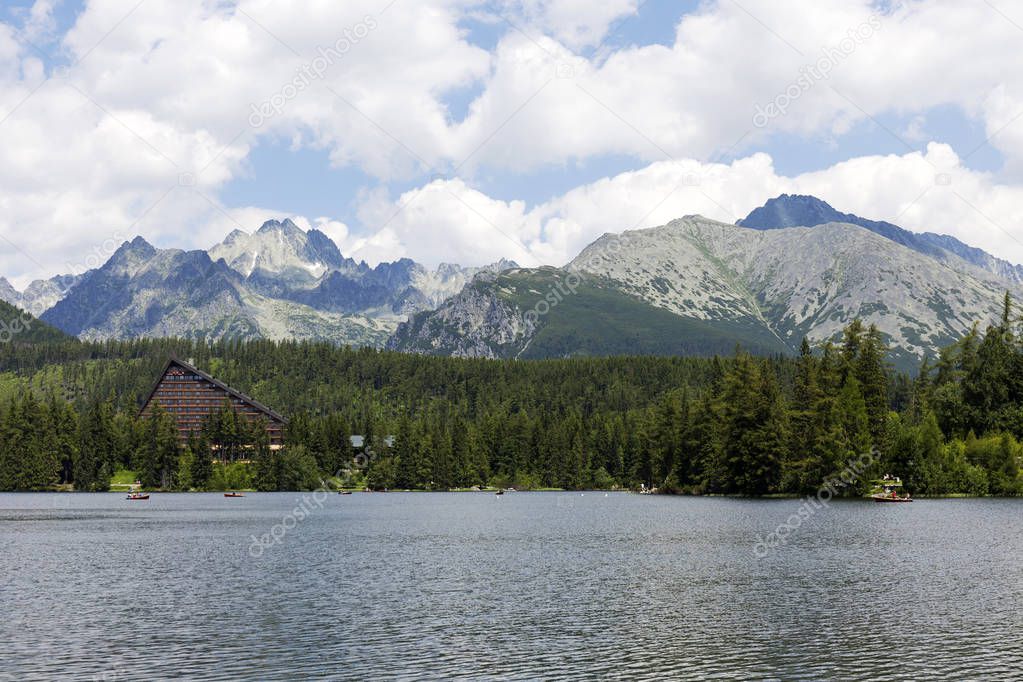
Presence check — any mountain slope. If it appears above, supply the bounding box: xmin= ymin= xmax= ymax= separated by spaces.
xmin=739 ymin=194 xmax=1023 ymax=283
xmin=568 ymin=216 xmax=1016 ymax=368
xmin=388 ymin=267 xmax=790 ymax=359
xmin=0 ymin=278 xmax=18 ymax=308
xmin=39 ymin=237 xmax=391 ymax=345
xmin=0 ymin=274 xmax=84 ymax=317
xmin=0 ymin=300 xmax=72 ymax=344
xmin=390 ymin=216 xmax=1016 ymax=368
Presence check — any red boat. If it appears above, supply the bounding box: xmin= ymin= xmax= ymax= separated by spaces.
xmin=224 ymin=492 xmax=245 ymax=498
xmin=126 ymin=483 xmax=149 ymax=500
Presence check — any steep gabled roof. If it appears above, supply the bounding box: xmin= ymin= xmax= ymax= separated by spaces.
xmin=140 ymin=356 xmax=288 ymax=424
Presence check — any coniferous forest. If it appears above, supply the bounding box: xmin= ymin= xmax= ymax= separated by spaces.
xmin=0 ymin=306 xmax=1021 ymax=495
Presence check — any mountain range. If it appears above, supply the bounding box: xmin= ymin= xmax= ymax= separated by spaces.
xmin=390 ymin=196 xmax=1019 ymax=369
xmin=1 ymin=195 xmax=1017 ymax=369
xmin=1 ymin=219 xmax=514 ymax=346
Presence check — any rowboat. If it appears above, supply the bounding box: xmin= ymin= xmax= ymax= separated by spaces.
xmin=224 ymin=492 xmax=245 ymax=498
xmin=126 ymin=482 xmax=149 ymax=500
xmin=873 ymin=495 xmax=913 ymax=503
xmin=870 ymin=475 xmax=912 ymax=503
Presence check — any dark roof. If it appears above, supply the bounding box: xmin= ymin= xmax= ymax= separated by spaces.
xmin=139 ymin=356 xmax=288 ymax=424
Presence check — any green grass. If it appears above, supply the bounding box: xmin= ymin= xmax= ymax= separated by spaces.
xmin=110 ymin=469 xmax=139 ymax=489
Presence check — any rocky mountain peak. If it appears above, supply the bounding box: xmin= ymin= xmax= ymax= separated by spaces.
xmin=105 ymin=237 xmax=158 ymax=273
xmin=256 ymin=218 xmax=298 ymax=233
xmin=738 ymin=194 xmax=840 ymax=230
xmin=223 ymin=229 xmax=248 ymax=244
xmin=739 ymin=194 xmax=1023 ymax=283
xmin=128 ymin=235 xmax=155 ymax=250
xmin=210 ymin=219 xmax=326 ymax=279
xmin=0 ymin=276 xmax=20 ymax=307
xmin=305 ymin=228 xmax=347 ymax=270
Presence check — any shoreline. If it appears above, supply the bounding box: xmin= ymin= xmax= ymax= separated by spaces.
xmin=1 ymin=488 xmax=1019 ymax=499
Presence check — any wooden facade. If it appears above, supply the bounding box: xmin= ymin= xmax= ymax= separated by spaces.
xmin=139 ymin=358 xmax=287 ymax=447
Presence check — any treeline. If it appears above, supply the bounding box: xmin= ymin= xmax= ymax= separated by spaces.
xmin=0 ymin=306 xmax=1021 ymax=494
xmin=0 ymin=394 xmax=333 ymax=492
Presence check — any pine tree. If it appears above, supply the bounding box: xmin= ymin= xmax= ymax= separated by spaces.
xmin=431 ymin=421 xmax=454 ymax=490
xmin=784 ymin=338 xmax=823 ymax=492
xmin=392 ymin=415 xmax=416 ymax=489
xmin=253 ymin=426 xmax=278 ymax=491
xmin=75 ymin=401 xmax=113 ymax=491
xmin=856 ymin=324 xmax=890 ymax=455
xmin=718 ymin=353 xmax=787 ymax=495
xmin=841 ymin=318 xmax=865 ymax=380
xmin=0 ymin=397 xmax=17 ymax=490
xmin=0 ymin=393 xmax=53 ymax=490
xmin=652 ymin=391 xmax=684 ymax=488
xmin=44 ymin=395 xmax=75 ymax=488
xmin=916 ymin=412 xmax=947 ymax=494
xmin=687 ymin=393 xmax=721 ymax=494
xmin=140 ymin=403 xmax=179 ymax=489
xmin=189 ymin=431 xmax=214 ymax=490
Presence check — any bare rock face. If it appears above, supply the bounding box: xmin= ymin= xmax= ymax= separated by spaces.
xmin=739 ymin=193 xmax=1023 ymax=283
xmin=388 ymin=276 xmax=537 ymax=358
xmin=0 ymin=277 xmax=19 ymax=308
xmin=28 ymin=221 xmax=516 ymax=346
xmin=391 ymin=214 xmax=1016 ymax=368
xmin=0 ymin=274 xmax=82 ymax=316
xmin=569 ymin=216 xmax=1015 ymax=365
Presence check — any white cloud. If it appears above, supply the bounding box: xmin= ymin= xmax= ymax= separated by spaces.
xmin=504 ymin=0 xmax=639 ymax=50
xmin=359 ymin=145 xmax=1023 ymax=269
xmin=349 ymin=178 xmax=540 ymax=266
xmin=13 ymin=0 xmax=61 ymax=46
xmin=3 ymin=0 xmax=1023 ymax=285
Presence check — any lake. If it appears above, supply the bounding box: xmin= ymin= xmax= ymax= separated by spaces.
xmin=1 ymin=492 xmax=1021 ymax=680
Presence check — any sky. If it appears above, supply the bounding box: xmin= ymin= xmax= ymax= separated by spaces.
xmin=3 ymin=0 xmax=1023 ymax=287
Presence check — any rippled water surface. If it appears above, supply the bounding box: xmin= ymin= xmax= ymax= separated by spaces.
xmin=2 ymin=492 xmax=1021 ymax=680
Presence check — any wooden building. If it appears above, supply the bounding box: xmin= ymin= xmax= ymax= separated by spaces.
xmin=139 ymin=357 xmax=287 ymax=447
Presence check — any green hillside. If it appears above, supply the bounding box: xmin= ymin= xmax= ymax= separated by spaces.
xmin=495 ymin=269 xmax=791 ymax=359
xmin=0 ymin=300 xmax=72 ymax=345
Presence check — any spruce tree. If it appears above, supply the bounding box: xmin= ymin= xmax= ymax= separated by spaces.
xmin=75 ymin=401 xmax=113 ymax=491
xmin=189 ymin=431 xmax=214 ymax=490
xmin=856 ymin=324 xmax=890 ymax=455
xmin=392 ymin=416 xmax=416 ymax=489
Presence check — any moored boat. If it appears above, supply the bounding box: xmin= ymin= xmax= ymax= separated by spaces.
xmin=126 ymin=482 xmax=149 ymax=500
xmin=870 ymin=475 xmax=912 ymax=503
